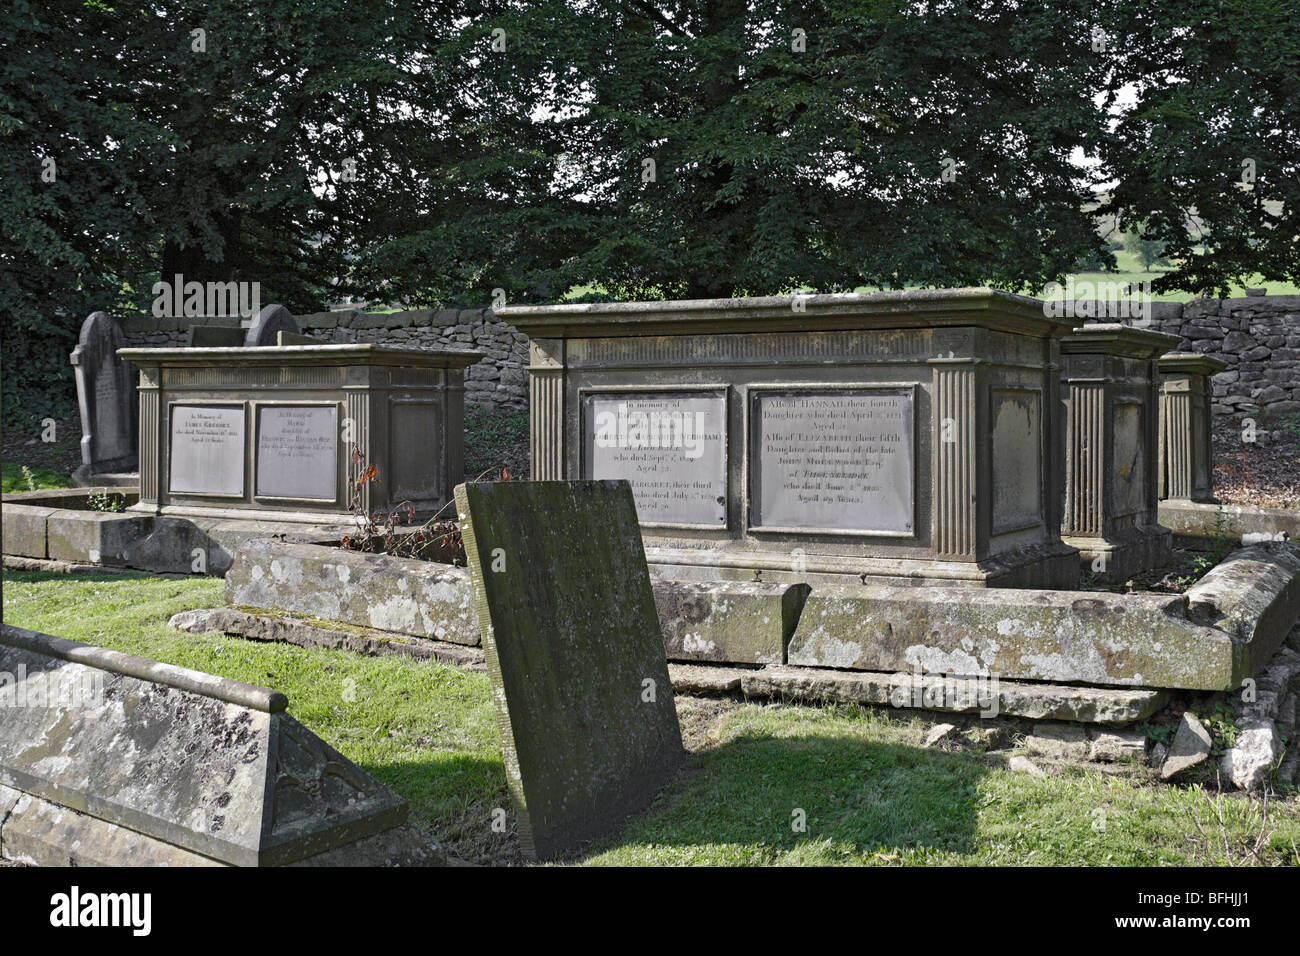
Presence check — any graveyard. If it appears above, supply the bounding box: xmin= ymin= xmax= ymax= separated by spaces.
xmin=3 ymin=289 xmax=1299 ymax=868
xmin=5 ymin=3 xmax=1299 ymax=883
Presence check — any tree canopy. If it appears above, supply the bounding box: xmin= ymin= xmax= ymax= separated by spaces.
xmin=3 ymin=0 xmax=1297 ymax=426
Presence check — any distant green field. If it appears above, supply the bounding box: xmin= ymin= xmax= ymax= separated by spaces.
xmin=562 ymin=249 xmax=1298 ymax=302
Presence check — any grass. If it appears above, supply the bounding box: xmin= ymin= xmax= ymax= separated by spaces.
xmin=1 ymin=461 xmax=72 ymax=494
xmin=463 ymin=406 xmax=529 ymax=481
xmin=4 ymin=568 xmax=1298 ymax=866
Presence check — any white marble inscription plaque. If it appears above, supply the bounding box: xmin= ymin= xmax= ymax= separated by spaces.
xmin=256 ymin=405 xmax=338 ymax=500
xmin=169 ymin=405 xmax=245 ymax=496
xmin=583 ymin=392 xmax=727 ymax=525
xmin=753 ymin=389 xmax=913 ymax=533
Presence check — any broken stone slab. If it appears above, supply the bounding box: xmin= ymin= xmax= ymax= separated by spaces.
xmin=923 ymin=723 xmax=960 ymax=748
xmin=455 ymin=479 xmax=684 ymax=861
xmin=787 ymin=563 xmax=1300 ymax=690
xmin=169 ymin=606 xmax=485 ymax=671
xmin=731 ymin=665 xmax=1165 ymax=724
xmin=653 ymin=579 xmax=809 ymax=664
xmin=1009 ymin=756 xmax=1046 ymax=777
xmin=1025 ymin=724 xmax=1090 ymax=760
xmin=667 ymin=663 xmax=745 ymax=694
xmin=1160 ymin=713 xmax=1212 ymax=779
xmin=0 ymin=623 xmax=441 ymax=866
xmin=1219 ymin=719 xmax=1282 ymax=792
xmin=1184 ymin=545 xmax=1300 ymax=677
xmin=1089 ymin=729 xmax=1147 ymax=763
xmin=225 ymin=538 xmax=479 ymax=645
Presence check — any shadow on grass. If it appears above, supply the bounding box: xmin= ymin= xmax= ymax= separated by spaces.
xmin=588 ymin=729 xmax=988 ymax=862
xmin=360 ymin=751 xmax=522 ymax=866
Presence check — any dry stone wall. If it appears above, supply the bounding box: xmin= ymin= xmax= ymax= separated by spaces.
xmin=119 ymin=295 xmax=1298 ymax=420
xmin=1078 ymin=295 xmax=1298 ymax=420
xmin=121 ymin=307 xmax=528 ymax=413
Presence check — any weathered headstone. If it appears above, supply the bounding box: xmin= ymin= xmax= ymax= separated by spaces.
xmin=454 ymin=479 xmax=684 ymax=860
xmin=244 ymin=303 xmax=299 ymax=346
xmin=0 ymin=623 xmax=441 ymax=866
xmin=69 ymin=311 xmax=137 ymax=481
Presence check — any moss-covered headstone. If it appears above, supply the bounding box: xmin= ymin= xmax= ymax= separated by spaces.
xmin=454 ymin=479 xmax=684 ymax=860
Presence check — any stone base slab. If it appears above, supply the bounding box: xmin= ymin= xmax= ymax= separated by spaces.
xmin=647 ymin=540 xmax=1081 ymax=589
xmin=1159 ymin=499 xmax=1300 ymax=549
xmin=2 ymin=492 xmax=349 ymax=576
xmin=1063 ymin=526 xmax=1173 ymax=582
xmin=0 ymin=785 xmax=443 ymax=867
xmin=668 ymin=663 xmax=1167 ymax=724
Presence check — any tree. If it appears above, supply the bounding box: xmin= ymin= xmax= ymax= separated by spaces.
xmin=1126 ymin=223 xmax=1170 ymax=272
xmin=1097 ymin=0 xmax=1300 ymax=296
xmin=509 ymin=0 xmax=1116 ymax=299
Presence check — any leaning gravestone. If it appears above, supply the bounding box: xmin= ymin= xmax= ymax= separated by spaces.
xmin=244 ymin=303 xmax=299 ymax=346
xmin=69 ymin=311 xmax=137 ymax=482
xmin=455 ymin=479 xmax=684 ymax=860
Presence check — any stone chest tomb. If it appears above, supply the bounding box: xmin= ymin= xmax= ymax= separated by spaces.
xmin=500 ymin=289 xmax=1083 ymax=588
xmin=117 ymin=345 xmax=481 ymax=522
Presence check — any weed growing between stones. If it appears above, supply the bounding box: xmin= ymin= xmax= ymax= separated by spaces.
xmin=339 ymin=448 xmax=512 ymax=564
xmin=86 ymin=488 xmax=125 ymax=512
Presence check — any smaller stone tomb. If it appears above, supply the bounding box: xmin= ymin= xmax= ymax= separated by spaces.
xmin=69 ymin=311 xmax=138 ymax=480
xmin=1060 ymin=324 xmax=1178 ymax=579
xmin=1158 ymin=353 xmax=1228 ymax=504
xmin=454 ymin=479 xmax=684 ymax=860
xmin=119 ymin=344 xmax=481 ymax=522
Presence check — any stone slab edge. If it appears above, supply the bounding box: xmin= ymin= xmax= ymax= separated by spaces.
xmin=170 ymin=607 xmax=485 ymax=670
xmin=1 ymin=623 xmax=286 ymax=712
xmin=670 ymin=664 xmax=1166 ymax=724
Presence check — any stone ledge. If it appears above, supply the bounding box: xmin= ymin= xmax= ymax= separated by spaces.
xmin=225 ymin=539 xmax=480 ymax=645
xmin=668 ymin=662 xmax=1166 ymax=724
xmin=653 ymin=579 xmax=808 ymax=664
xmin=1157 ymin=499 xmax=1300 ymax=548
xmin=169 ymin=606 xmax=485 ymax=670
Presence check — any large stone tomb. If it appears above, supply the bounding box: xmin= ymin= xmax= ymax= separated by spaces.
xmin=0 ymin=623 xmax=440 ymax=866
xmin=501 ymin=288 xmax=1083 ymax=588
xmin=1059 ymin=324 xmax=1178 ymax=580
xmin=69 ymin=311 xmax=138 ymax=481
xmin=118 ymin=344 xmax=480 ymax=522
xmin=455 ymin=479 xmax=684 ymax=860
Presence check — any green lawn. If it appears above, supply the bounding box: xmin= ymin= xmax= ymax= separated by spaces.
xmin=1 ymin=461 xmax=72 ymax=494
xmin=3 ymin=568 xmax=1297 ymax=866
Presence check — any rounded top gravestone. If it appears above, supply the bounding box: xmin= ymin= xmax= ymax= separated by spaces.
xmin=244 ymin=304 xmax=299 ymax=347
xmin=69 ymin=310 xmax=137 ymax=477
